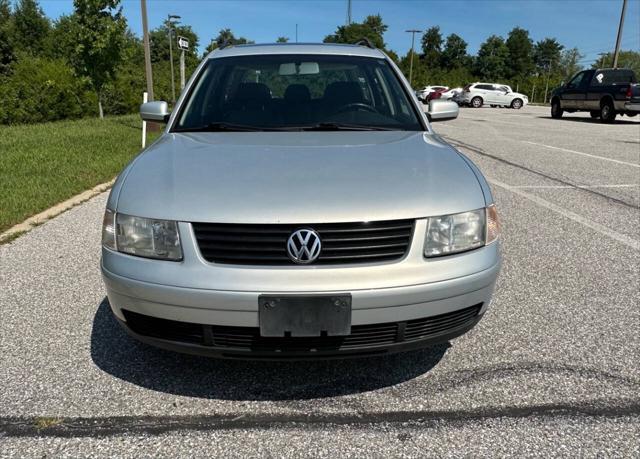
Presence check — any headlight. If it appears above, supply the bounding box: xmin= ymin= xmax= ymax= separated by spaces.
xmin=102 ymin=210 xmax=182 ymax=261
xmin=424 ymin=205 xmax=499 ymax=257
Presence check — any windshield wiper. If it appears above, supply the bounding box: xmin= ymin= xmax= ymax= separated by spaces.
xmin=174 ymin=122 xmax=398 ymax=133
xmin=300 ymin=122 xmax=396 ymax=131
xmin=174 ymin=122 xmax=285 ymax=132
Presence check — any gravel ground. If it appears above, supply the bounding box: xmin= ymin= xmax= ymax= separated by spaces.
xmin=1 ymin=105 xmax=638 ymax=456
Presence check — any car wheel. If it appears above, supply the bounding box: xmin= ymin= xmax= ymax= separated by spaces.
xmin=511 ymin=98 xmax=523 ymax=109
xmin=551 ymin=99 xmax=563 ymax=118
xmin=589 ymin=111 xmax=600 ymax=119
xmin=471 ymin=97 xmax=483 ymax=108
xmin=600 ymin=99 xmax=616 ymax=123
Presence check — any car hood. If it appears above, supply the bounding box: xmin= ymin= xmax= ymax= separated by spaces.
xmin=115 ymin=131 xmax=486 ymax=224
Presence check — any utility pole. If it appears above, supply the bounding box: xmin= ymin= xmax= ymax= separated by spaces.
xmin=295 ymin=23 xmax=298 ymax=43
xmin=613 ymin=0 xmax=627 ymax=68
xmin=140 ymin=0 xmax=153 ymax=101
xmin=543 ymin=60 xmax=552 ymax=104
xmin=167 ymin=14 xmax=181 ymax=103
xmin=405 ymin=29 xmax=421 ymax=88
xmin=346 ymin=0 xmax=352 ymax=25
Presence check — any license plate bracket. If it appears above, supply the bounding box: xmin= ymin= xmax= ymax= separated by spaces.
xmin=258 ymin=294 xmax=352 ymax=337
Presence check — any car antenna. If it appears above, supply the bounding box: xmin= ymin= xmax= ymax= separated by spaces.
xmin=354 ymin=38 xmax=376 ymax=49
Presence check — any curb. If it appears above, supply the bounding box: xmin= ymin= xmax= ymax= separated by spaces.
xmin=0 ymin=179 xmax=114 ymax=244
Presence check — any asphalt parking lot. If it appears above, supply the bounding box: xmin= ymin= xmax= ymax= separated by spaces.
xmin=1 ymin=105 xmax=639 ymax=456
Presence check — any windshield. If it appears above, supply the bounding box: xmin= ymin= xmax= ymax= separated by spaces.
xmin=173 ymin=54 xmax=423 ymax=132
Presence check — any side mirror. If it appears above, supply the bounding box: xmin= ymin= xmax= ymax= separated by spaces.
xmin=140 ymin=101 xmax=170 ymax=122
xmin=427 ymin=100 xmax=459 ymax=122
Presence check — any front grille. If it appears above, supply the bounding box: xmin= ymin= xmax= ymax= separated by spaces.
xmin=122 ymin=304 xmax=482 ymax=355
xmin=191 ymin=219 xmax=414 ymax=265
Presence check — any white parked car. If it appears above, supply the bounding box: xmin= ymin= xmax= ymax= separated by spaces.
xmin=439 ymin=87 xmax=463 ymax=100
xmin=416 ymin=85 xmax=448 ymax=101
xmin=458 ymin=83 xmax=528 ymax=109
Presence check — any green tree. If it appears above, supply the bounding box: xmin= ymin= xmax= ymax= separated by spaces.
xmin=47 ymin=14 xmax=80 ymax=61
xmin=420 ymin=26 xmax=442 ymax=67
xmin=0 ymin=0 xmax=11 ymax=26
xmin=205 ymin=28 xmax=251 ymax=53
xmin=150 ymin=22 xmax=199 ymax=100
xmin=71 ymin=0 xmax=127 ymax=118
xmin=533 ymin=37 xmax=563 ymax=73
xmin=592 ymin=50 xmax=640 ymax=75
xmin=505 ymin=27 xmax=534 ymax=78
xmin=102 ymin=29 xmax=146 ymax=114
xmin=323 ymin=14 xmax=388 ymax=49
xmin=475 ymin=35 xmax=509 ymax=81
xmin=441 ymin=33 xmax=468 ymax=70
xmin=0 ymin=55 xmax=95 ymax=124
xmin=0 ymin=0 xmax=13 ymax=74
xmin=558 ymin=47 xmax=583 ymax=80
xmin=0 ymin=26 xmax=14 ymax=74
xmin=12 ymin=0 xmax=50 ymax=54
xmin=150 ymin=23 xmax=199 ymax=64
xmin=276 ymin=36 xmax=289 ymax=43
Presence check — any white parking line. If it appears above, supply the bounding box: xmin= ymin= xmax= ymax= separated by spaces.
xmin=522 ymin=141 xmax=640 ymax=168
xmin=488 ymin=178 xmax=640 ymax=250
xmin=511 ymin=184 xmax=640 ymax=189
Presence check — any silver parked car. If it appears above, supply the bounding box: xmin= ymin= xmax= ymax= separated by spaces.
xmin=458 ymin=83 xmax=528 ymax=109
xmin=101 ymin=43 xmax=501 ymax=359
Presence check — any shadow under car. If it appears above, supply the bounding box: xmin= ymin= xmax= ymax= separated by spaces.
xmin=91 ymin=298 xmax=449 ymax=401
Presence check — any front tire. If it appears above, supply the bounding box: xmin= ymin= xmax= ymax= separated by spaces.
xmin=551 ymin=99 xmax=563 ymax=118
xmin=511 ymin=98 xmax=523 ymax=109
xmin=600 ymin=99 xmax=616 ymax=123
xmin=471 ymin=97 xmax=483 ymax=108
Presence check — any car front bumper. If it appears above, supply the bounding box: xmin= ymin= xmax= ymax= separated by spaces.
xmin=101 ymin=219 xmax=501 ymax=359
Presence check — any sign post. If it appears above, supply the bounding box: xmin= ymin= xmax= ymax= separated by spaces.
xmin=141 ymin=92 xmax=148 ymax=148
xmin=177 ymin=36 xmax=189 ymax=90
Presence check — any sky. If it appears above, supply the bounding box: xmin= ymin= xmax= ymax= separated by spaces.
xmin=38 ymin=0 xmax=640 ymax=67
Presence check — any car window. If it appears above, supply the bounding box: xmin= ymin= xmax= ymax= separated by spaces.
xmin=591 ymin=70 xmax=637 ymax=85
xmin=174 ymin=54 xmax=423 ymax=131
xmin=475 ymin=84 xmax=493 ymax=90
xmin=567 ymin=71 xmax=586 ymax=88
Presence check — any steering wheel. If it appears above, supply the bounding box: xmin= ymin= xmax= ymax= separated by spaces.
xmin=335 ymin=102 xmax=377 ymax=114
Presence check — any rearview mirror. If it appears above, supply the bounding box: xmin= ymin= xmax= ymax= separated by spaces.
xmin=427 ymin=100 xmax=459 ymax=122
xmin=278 ymin=62 xmax=320 ymax=76
xmin=140 ymin=101 xmax=170 ymax=122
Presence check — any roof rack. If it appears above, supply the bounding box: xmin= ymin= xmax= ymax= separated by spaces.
xmin=219 ymin=40 xmax=233 ymax=50
xmin=354 ymin=38 xmax=376 ymax=49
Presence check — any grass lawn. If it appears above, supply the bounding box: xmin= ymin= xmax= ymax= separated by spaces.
xmin=0 ymin=115 xmax=159 ymax=234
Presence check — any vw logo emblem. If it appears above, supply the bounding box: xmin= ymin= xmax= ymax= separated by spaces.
xmin=287 ymin=229 xmax=322 ymax=264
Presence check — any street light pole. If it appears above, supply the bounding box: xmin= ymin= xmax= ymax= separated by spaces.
xmin=167 ymin=14 xmax=181 ymax=103
xmin=613 ymin=0 xmax=628 ymax=68
xmin=140 ymin=0 xmax=153 ymax=101
xmin=405 ymin=29 xmax=421 ymax=88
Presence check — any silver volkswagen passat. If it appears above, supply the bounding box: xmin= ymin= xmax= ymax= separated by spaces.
xmin=101 ymin=43 xmax=501 ymax=359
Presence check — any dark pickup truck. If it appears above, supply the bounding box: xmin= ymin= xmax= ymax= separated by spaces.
xmin=550 ymin=68 xmax=640 ymax=122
